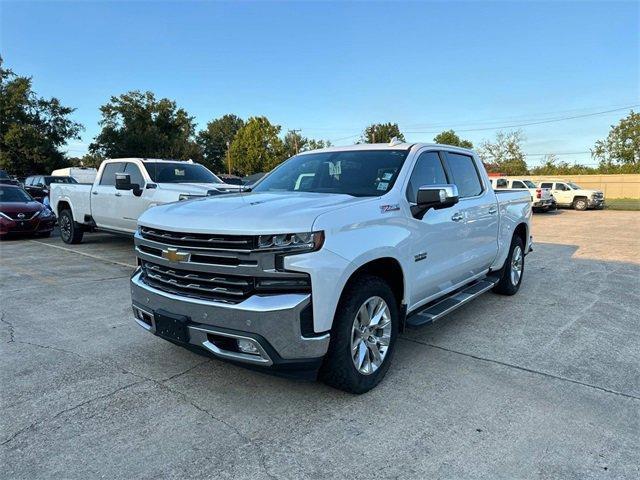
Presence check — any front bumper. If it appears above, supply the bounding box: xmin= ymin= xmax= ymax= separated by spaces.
xmin=0 ymin=216 xmax=55 ymax=235
xmin=130 ymin=271 xmax=329 ymax=376
xmin=589 ymin=198 xmax=605 ymax=208
xmin=532 ymin=199 xmax=553 ymax=208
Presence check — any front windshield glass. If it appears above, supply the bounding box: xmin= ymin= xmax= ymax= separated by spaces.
xmin=144 ymin=162 xmax=222 ymax=184
xmin=253 ymin=150 xmax=409 ymax=197
xmin=0 ymin=187 xmax=32 ymax=202
xmin=523 ymin=180 xmax=537 ymax=188
xmin=44 ymin=176 xmax=77 ymax=185
xmin=568 ymin=182 xmax=582 ymax=190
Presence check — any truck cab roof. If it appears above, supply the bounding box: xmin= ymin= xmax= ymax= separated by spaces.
xmin=298 ymin=143 xmax=476 ymax=156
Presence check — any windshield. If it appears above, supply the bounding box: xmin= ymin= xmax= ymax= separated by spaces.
xmin=0 ymin=170 xmax=9 ymax=179
xmin=44 ymin=176 xmax=77 ymax=186
xmin=143 ymin=162 xmax=222 ymax=184
xmin=253 ymin=150 xmax=409 ymax=197
xmin=568 ymin=182 xmax=582 ymax=190
xmin=523 ymin=180 xmax=537 ymax=188
xmin=0 ymin=186 xmax=32 ymax=202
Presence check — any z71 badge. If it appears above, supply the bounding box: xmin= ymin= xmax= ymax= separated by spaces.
xmin=380 ymin=204 xmax=400 ymax=213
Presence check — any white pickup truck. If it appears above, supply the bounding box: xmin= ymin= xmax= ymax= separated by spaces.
xmin=51 ymin=158 xmax=241 ymax=243
xmin=489 ymin=177 xmax=554 ymax=212
xmin=130 ymin=142 xmax=532 ymax=393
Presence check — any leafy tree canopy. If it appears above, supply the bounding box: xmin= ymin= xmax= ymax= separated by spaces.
xmin=477 ymin=130 xmax=528 ymax=175
xmin=361 ymin=123 xmax=405 ymax=144
xmin=592 ymin=110 xmax=640 ymax=173
xmin=89 ymin=90 xmax=201 ymax=160
xmin=433 ymin=130 xmax=473 ymax=149
xmin=529 ymin=154 xmax=596 ymax=175
xmin=196 ymin=114 xmax=244 ymax=174
xmin=283 ymin=130 xmax=332 ymax=158
xmin=228 ymin=116 xmax=284 ymax=175
xmin=0 ymin=58 xmax=83 ymax=176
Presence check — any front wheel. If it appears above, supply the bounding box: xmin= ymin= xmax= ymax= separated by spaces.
xmin=320 ymin=275 xmax=399 ymax=394
xmin=493 ymin=235 xmax=525 ymax=296
xmin=573 ymin=198 xmax=588 ymax=211
xmin=59 ymin=209 xmax=84 ymax=244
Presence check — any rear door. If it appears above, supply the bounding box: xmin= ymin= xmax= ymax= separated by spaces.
xmin=91 ymin=162 xmax=124 ymax=230
xmin=442 ymin=151 xmax=499 ymax=278
xmin=549 ymin=182 xmax=573 ymax=205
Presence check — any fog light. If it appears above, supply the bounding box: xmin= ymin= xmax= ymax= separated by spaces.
xmin=237 ymin=339 xmax=260 ymax=355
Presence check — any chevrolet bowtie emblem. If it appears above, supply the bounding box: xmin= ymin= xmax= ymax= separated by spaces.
xmin=162 ymin=248 xmax=190 ymax=263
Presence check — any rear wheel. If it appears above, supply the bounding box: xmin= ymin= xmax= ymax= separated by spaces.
xmin=59 ymin=209 xmax=84 ymax=244
xmin=320 ymin=275 xmax=398 ymax=394
xmin=573 ymin=198 xmax=588 ymax=211
xmin=493 ymin=235 xmax=525 ymax=296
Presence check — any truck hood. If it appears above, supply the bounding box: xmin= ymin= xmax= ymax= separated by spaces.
xmin=156 ymin=182 xmax=243 ymax=194
xmin=138 ymin=191 xmax=371 ymax=234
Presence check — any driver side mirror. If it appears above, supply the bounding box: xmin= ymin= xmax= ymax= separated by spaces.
xmin=412 ymin=184 xmax=459 ymax=218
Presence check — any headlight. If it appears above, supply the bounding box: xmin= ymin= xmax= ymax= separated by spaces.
xmin=38 ymin=209 xmax=53 ymax=218
xmin=257 ymin=231 xmax=324 ymax=252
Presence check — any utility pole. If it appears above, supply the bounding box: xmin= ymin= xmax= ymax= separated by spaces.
xmin=289 ymin=129 xmax=302 ymax=154
xmin=226 ymin=141 xmax=231 ymax=175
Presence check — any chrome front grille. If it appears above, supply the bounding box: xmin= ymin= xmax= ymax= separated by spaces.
xmin=6 ymin=211 xmax=38 ymax=220
xmin=139 ymin=226 xmax=256 ymax=251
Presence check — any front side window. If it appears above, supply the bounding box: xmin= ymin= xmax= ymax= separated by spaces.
xmin=445 ymin=153 xmax=483 ymax=198
xmin=556 ymin=183 xmax=567 ymax=191
xmin=253 ymin=150 xmax=409 ymax=197
xmin=523 ymin=180 xmax=537 ymax=188
xmin=124 ymin=163 xmax=145 ymax=187
xmin=512 ymin=181 xmax=526 ymax=189
xmin=144 ymin=162 xmax=222 ymax=184
xmin=405 ymin=151 xmax=448 ymax=203
xmin=540 ymin=182 xmax=552 ymax=189
xmin=100 ymin=162 xmax=125 ymax=186
xmin=568 ymin=182 xmax=582 ymax=190
xmin=495 ymin=178 xmax=508 ymax=188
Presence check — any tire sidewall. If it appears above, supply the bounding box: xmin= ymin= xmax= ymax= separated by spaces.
xmin=59 ymin=210 xmax=74 ymax=243
xmin=574 ymin=198 xmax=587 ymax=210
xmin=493 ymin=235 xmax=525 ymax=295
xmin=322 ymin=275 xmax=399 ymax=393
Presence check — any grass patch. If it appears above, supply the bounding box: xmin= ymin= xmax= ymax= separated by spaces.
xmin=605 ymin=198 xmax=640 ymax=211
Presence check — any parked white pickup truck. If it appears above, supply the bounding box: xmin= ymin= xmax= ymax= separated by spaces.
xmin=538 ymin=180 xmax=605 ymax=210
xmin=489 ymin=177 xmax=554 ymax=212
xmin=130 ymin=142 xmax=532 ymax=393
xmin=51 ymin=158 xmax=241 ymax=243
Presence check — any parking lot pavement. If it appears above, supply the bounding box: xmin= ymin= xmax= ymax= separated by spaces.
xmin=1 ymin=210 xmax=639 ymax=479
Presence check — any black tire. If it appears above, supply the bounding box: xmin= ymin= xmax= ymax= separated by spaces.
xmin=320 ymin=275 xmax=399 ymax=394
xmin=573 ymin=198 xmax=588 ymax=211
xmin=492 ymin=235 xmax=525 ymax=296
xmin=59 ymin=209 xmax=83 ymax=244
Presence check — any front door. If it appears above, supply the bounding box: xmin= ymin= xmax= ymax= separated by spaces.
xmin=551 ymin=182 xmax=573 ymax=205
xmin=91 ymin=162 xmax=124 ymax=230
xmin=116 ymin=162 xmax=152 ymax=232
xmin=405 ymin=150 xmax=468 ymax=308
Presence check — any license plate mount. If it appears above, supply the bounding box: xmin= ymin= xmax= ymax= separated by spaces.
xmin=154 ymin=311 xmax=190 ymax=343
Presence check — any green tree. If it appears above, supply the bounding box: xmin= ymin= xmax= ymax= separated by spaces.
xmin=307 ymin=138 xmax=332 ymax=150
xmin=529 ymin=154 xmax=595 ymax=175
xmin=361 ymin=123 xmax=405 ymax=143
xmin=282 ymin=130 xmax=332 ymax=158
xmin=68 ymin=152 xmax=105 ymax=169
xmin=0 ymin=58 xmax=83 ymax=176
xmin=228 ymin=116 xmax=284 ymax=175
xmin=196 ymin=114 xmax=244 ymax=174
xmin=477 ymin=130 xmax=528 ymax=175
xmin=89 ymin=90 xmax=200 ymax=160
xmin=592 ymin=110 xmax=640 ymax=173
xmin=433 ymin=129 xmax=473 ymax=148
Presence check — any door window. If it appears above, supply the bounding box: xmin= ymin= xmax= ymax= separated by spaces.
xmin=555 ymin=183 xmax=567 ymax=191
xmin=540 ymin=182 xmax=552 ymax=189
xmin=99 ymin=163 xmax=125 ymax=186
xmin=405 ymin=151 xmax=448 ymax=203
xmin=495 ymin=178 xmax=508 ymax=188
xmin=124 ymin=163 xmax=145 ymax=187
xmin=512 ymin=181 xmax=526 ymax=189
xmin=444 ymin=153 xmax=483 ymax=198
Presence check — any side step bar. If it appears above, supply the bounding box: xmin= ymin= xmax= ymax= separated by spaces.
xmin=405 ymin=277 xmax=499 ymax=328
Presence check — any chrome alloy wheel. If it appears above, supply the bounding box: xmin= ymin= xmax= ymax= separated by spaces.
xmin=350 ymin=296 xmax=392 ymax=375
xmin=60 ymin=214 xmax=71 ymax=241
xmin=510 ymin=245 xmax=523 ymax=286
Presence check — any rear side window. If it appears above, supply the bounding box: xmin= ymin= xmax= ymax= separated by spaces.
xmin=512 ymin=181 xmax=526 ymax=189
xmin=406 ymin=151 xmax=448 ymax=203
xmin=495 ymin=178 xmax=508 ymax=188
xmin=124 ymin=163 xmax=145 ymax=187
xmin=540 ymin=182 xmax=552 ymax=189
xmin=445 ymin=153 xmax=483 ymax=198
xmin=100 ymin=162 xmax=125 ymax=186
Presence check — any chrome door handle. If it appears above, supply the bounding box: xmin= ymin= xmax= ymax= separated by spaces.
xmin=92 ymin=191 xmax=98 ymax=195
xmin=451 ymin=212 xmax=464 ymax=222
xmin=488 ymin=206 xmax=498 ymax=215
xmin=115 ymin=192 xmax=122 ymax=197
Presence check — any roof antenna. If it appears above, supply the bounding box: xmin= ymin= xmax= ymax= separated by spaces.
xmin=388 ymin=137 xmax=402 ymax=147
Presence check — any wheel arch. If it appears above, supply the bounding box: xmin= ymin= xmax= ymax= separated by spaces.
xmin=514 ymin=222 xmax=528 ymax=252
xmin=342 ymin=257 xmax=405 ymax=309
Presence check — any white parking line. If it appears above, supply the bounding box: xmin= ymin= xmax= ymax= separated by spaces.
xmin=29 ymin=240 xmax=137 ymax=269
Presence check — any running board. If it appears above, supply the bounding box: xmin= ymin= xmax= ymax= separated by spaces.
xmin=405 ymin=278 xmax=499 ymax=328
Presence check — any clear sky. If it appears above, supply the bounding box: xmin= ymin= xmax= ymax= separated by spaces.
xmin=1 ymin=0 xmax=638 ymax=166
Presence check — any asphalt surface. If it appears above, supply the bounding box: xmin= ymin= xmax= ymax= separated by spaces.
xmin=1 ymin=209 xmax=639 ymax=479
